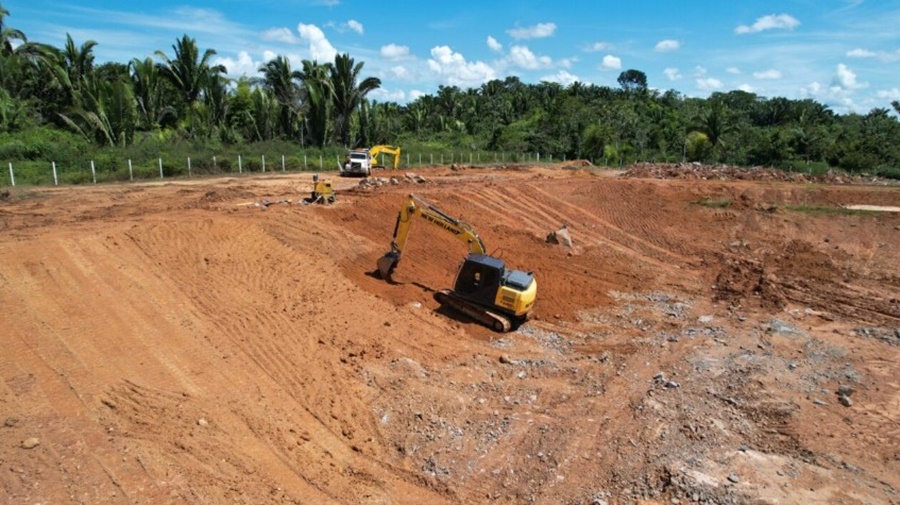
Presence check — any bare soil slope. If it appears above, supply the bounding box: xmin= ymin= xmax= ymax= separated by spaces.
xmin=1 ymin=164 xmax=897 ymax=504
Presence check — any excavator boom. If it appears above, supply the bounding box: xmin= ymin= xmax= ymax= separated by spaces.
xmin=377 ymin=194 xmax=485 ymax=280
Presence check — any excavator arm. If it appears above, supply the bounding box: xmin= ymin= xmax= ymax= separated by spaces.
xmin=377 ymin=194 xmax=485 ymax=280
xmin=370 ymin=145 xmax=401 ymax=169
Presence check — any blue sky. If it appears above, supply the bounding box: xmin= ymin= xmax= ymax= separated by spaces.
xmin=4 ymin=0 xmax=899 ymax=114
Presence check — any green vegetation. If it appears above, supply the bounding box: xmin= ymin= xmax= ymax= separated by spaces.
xmin=785 ymin=204 xmax=882 ymax=216
xmin=1 ymin=3 xmax=899 ymax=186
xmin=695 ymin=198 xmax=733 ymax=208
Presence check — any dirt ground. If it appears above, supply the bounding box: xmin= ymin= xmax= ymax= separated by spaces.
xmin=1 ymin=163 xmax=898 ymax=505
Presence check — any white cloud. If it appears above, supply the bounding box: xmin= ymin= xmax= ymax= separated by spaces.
xmin=370 ymin=88 xmax=405 ymax=102
xmin=213 ymin=50 xmax=260 ymax=77
xmin=601 ymin=54 xmax=621 ymax=70
xmin=558 ymin=57 xmax=578 ymax=69
xmin=875 ymin=88 xmax=900 ymax=100
xmin=381 ymin=43 xmax=410 ymax=61
xmin=487 ymin=36 xmax=503 ymax=53
xmin=390 ymin=65 xmax=411 ymax=80
xmin=262 ymin=50 xmax=278 ymax=63
xmin=541 ymin=70 xmax=579 ymax=86
xmin=726 ymin=67 xmax=741 ymax=75
xmin=800 ymin=81 xmax=823 ymax=98
xmin=409 ymin=89 xmax=426 ymax=101
xmin=298 ymin=23 xmax=337 ymax=61
xmin=735 ymin=14 xmax=800 ymax=34
xmin=585 ymin=41 xmax=613 ymax=52
xmin=753 ymin=69 xmax=782 ymax=79
xmin=509 ymin=45 xmax=553 ymax=70
xmin=846 ymin=48 xmax=900 ymax=62
xmin=427 ymin=46 xmax=496 ymax=86
xmin=262 ymin=27 xmax=300 ymax=44
xmin=696 ymin=77 xmax=723 ymax=91
xmin=833 ymin=63 xmax=867 ymax=90
xmin=847 ymin=48 xmax=876 ymax=58
xmin=347 ymin=19 xmax=363 ymax=35
xmin=663 ymin=68 xmax=682 ymax=81
xmin=694 ymin=66 xmax=708 ymax=77
xmin=507 ymin=22 xmax=556 ymax=40
xmin=655 ymin=39 xmax=680 ymax=52
xmin=739 ymin=84 xmax=757 ymax=93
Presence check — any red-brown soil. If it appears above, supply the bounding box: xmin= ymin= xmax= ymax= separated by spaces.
xmin=1 ymin=164 xmax=898 ymax=504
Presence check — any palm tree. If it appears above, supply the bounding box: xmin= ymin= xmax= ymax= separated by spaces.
xmin=59 ymin=73 xmax=137 ymax=146
xmin=155 ymin=34 xmax=225 ymax=109
xmin=256 ymin=56 xmax=303 ymax=138
xmin=62 ymin=33 xmax=97 ymax=93
xmin=299 ymin=59 xmax=330 ymax=147
xmin=0 ymin=3 xmax=25 ymax=56
xmin=130 ymin=56 xmax=173 ymax=130
xmin=694 ymin=99 xmax=733 ymax=156
xmin=327 ymin=53 xmax=380 ymax=146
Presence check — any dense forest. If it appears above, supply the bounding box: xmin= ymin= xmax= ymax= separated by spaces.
xmin=1 ymin=4 xmax=899 ymax=184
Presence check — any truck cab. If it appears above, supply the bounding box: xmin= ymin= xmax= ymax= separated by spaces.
xmin=342 ymin=149 xmax=372 ymax=176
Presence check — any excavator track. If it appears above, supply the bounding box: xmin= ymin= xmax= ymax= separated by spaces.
xmin=433 ymin=290 xmax=512 ymax=333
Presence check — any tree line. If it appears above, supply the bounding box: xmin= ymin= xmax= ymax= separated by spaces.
xmin=1 ymin=4 xmax=898 ymax=179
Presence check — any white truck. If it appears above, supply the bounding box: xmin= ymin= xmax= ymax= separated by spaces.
xmin=341 ymin=148 xmax=373 ymax=176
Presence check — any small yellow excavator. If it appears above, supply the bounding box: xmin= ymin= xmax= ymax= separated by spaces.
xmin=376 ymin=194 xmax=537 ymax=332
xmin=303 ymin=173 xmax=335 ymax=204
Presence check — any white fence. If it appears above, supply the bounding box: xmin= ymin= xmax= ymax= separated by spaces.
xmin=2 ymin=151 xmax=579 ymax=187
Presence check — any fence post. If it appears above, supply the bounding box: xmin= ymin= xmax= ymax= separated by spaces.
xmin=238 ymin=155 xmax=242 ymax=174
xmin=281 ymin=155 xmax=285 ymax=172
xmin=430 ymin=153 xmax=433 ymax=165
xmin=213 ymin=156 xmax=217 ymax=170
xmin=159 ymin=158 xmax=164 ymax=178
xmin=261 ymin=154 xmax=266 ymax=173
xmin=128 ymin=159 xmax=133 ymax=181
xmin=8 ymin=162 xmax=14 ymax=187
xmin=188 ymin=157 xmax=192 ymax=178
xmin=319 ymin=155 xmax=323 ymax=169
xmin=52 ymin=161 xmax=58 ymax=186
xmin=304 ymin=154 xmax=307 ymax=170
xmin=91 ymin=160 xmax=96 ymax=184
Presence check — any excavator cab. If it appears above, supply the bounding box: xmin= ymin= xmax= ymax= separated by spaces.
xmin=454 ymin=254 xmax=535 ymax=320
xmin=454 ymin=254 xmax=504 ymax=307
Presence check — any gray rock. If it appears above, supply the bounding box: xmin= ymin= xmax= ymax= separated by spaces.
xmin=839 ymin=395 xmax=853 ymax=407
xmin=21 ymin=437 xmax=39 ymax=449
xmin=837 ymin=385 xmax=856 ymax=397
xmin=727 ymin=474 xmax=740 ymax=484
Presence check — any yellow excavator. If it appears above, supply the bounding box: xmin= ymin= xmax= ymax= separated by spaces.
xmin=376 ymin=194 xmax=537 ymax=332
xmin=370 ymin=145 xmax=401 ymax=170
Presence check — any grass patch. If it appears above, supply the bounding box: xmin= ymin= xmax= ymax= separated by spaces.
xmin=785 ymin=204 xmax=879 ymax=216
xmin=694 ymin=198 xmax=733 ymax=208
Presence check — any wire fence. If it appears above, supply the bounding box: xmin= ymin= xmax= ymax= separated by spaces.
xmin=0 ymin=150 xmax=599 ymax=187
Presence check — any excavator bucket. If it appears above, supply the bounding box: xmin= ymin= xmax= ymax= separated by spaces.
xmin=377 ymin=251 xmax=400 ymax=281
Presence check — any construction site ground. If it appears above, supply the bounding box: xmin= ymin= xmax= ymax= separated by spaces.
xmin=1 ymin=163 xmax=898 ymax=504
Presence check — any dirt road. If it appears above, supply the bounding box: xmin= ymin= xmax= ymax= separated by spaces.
xmin=1 ymin=164 xmax=897 ymax=504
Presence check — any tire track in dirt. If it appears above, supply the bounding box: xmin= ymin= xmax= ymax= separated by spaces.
xmin=525 ymin=183 xmax=695 ymax=267
xmin=120 ymin=213 xmax=454 ymax=503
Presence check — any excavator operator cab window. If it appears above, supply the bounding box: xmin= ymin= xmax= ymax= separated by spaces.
xmin=455 ymin=257 xmax=502 ymax=306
